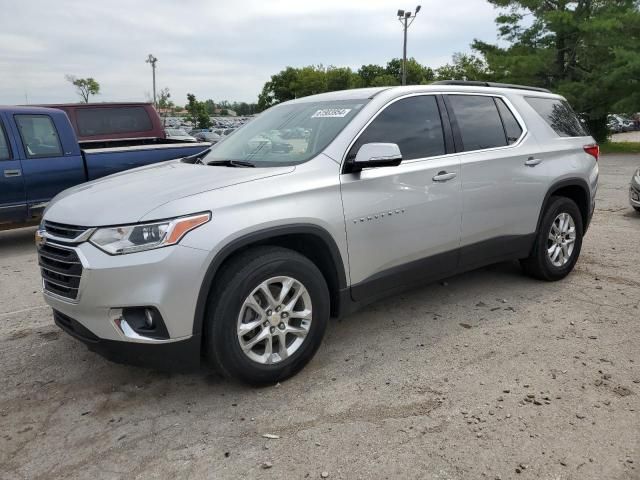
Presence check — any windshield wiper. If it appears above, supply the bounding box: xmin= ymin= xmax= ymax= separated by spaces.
xmin=181 ymin=148 xmax=212 ymax=164
xmin=207 ymin=159 xmax=256 ymax=168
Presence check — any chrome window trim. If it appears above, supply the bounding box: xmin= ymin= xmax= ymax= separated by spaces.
xmin=340 ymin=91 xmax=528 ymax=169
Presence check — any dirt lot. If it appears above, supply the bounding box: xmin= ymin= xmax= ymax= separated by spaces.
xmin=1 ymin=154 xmax=639 ymax=480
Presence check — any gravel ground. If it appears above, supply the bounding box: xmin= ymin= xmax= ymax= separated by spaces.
xmin=1 ymin=154 xmax=639 ymax=480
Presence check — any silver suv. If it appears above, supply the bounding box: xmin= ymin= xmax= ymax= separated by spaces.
xmin=37 ymin=82 xmax=599 ymax=384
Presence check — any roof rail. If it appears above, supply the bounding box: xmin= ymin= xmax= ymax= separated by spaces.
xmin=431 ymin=80 xmax=551 ymax=94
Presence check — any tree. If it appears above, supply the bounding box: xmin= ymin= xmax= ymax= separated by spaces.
xmin=326 ymin=66 xmax=354 ymax=91
xmin=357 ymin=64 xmax=387 ymax=86
xmin=435 ymin=53 xmax=490 ymax=81
xmin=156 ymin=87 xmax=174 ymax=126
xmin=385 ymin=58 xmax=434 ymax=85
xmin=65 ymin=75 xmax=100 ymax=103
xmin=472 ymin=0 xmax=640 ymax=142
xmin=185 ymin=93 xmax=211 ymax=129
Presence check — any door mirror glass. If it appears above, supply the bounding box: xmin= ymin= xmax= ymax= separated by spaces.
xmin=352 ymin=143 xmax=402 ymax=171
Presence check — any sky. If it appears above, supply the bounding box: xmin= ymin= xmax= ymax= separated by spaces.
xmin=0 ymin=0 xmax=502 ymax=106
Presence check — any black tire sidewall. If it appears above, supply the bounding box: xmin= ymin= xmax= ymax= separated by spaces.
xmin=208 ymin=250 xmax=329 ymax=385
xmin=537 ymin=197 xmax=584 ymax=280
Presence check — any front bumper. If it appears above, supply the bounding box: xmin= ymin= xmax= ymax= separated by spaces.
xmin=41 ymin=240 xmax=211 ymax=370
xmin=53 ymin=310 xmax=201 ymax=370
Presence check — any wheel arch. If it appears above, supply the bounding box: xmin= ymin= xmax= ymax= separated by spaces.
xmin=192 ymin=224 xmax=348 ymax=338
xmin=536 ymin=178 xmax=591 ymax=236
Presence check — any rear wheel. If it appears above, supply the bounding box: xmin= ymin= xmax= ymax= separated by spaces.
xmin=521 ymin=196 xmax=583 ymax=281
xmin=205 ymin=246 xmax=329 ymax=385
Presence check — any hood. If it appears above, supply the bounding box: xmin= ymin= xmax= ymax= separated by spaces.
xmin=44 ymin=160 xmax=294 ymax=226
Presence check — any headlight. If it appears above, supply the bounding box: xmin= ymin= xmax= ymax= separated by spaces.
xmin=90 ymin=212 xmax=210 ymax=255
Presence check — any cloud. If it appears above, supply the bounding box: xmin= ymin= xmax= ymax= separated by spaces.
xmin=0 ymin=0 xmax=500 ymax=105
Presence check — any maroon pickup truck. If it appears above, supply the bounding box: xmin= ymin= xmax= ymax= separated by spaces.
xmin=38 ymin=102 xmax=167 ymax=147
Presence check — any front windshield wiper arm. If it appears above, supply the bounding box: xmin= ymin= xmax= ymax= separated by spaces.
xmin=207 ymin=159 xmax=256 ymax=168
xmin=181 ymin=148 xmax=212 ymax=164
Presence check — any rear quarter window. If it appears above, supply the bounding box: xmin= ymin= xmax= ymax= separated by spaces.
xmin=76 ymin=107 xmax=153 ymax=137
xmin=525 ymin=97 xmax=588 ymax=137
xmin=447 ymin=95 xmax=507 ymax=151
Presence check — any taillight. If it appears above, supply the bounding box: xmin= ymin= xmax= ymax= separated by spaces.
xmin=583 ymin=144 xmax=599 ymax=161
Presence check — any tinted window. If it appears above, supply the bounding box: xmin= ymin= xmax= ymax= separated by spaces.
xmin=348 ymin=95 xmax=445 ymax=161
xmin=0 ymin=123 xmax=11 ymax=160
xmin=525 ymin=97 xmax=588 ymax=137
xmin=496 ymin=98 xmax=523 ymax=144
xmin=448 ymin=95 xmax=507 ymax=151
xmin=15 ymin=115 xmax=63 ymax=158
xmin=76 ymin=107 xmax=153 ymax=136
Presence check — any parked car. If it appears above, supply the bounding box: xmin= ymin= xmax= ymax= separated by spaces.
xmin=630 ymin=167 xmax=640 ymax=212
xmin=189 ymin=128 xmax=211 ymax=136
xmin=194 ymin=131 xmax=223 ymax=143
xmin=37 ymin=82 xmax=598 ymax=384
xmin=0 ymin=106 xmax=210 ymax=229
xmin=608 ymin=114 xmax=634 ymax=133
xmin=39 ymin=103 xmax=167 ymax=147
xmin=165 ymin=128 xmax=197 ymax=142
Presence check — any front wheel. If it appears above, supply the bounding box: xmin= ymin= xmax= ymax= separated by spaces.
xmin=521 ymin=196 xmax=584 ymax=281
xmin=205 ymin=246 xmax=329 ymax=385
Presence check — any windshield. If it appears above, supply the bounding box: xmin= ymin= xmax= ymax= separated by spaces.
xmin=205 ymin=99 xmax=367 ymax=166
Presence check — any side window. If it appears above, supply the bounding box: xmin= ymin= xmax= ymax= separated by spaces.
xmin=348 ymin=95 xmax=445 ymax=161
xmin=448 ymin=95 xmax=507 ymax=151
xmin=495 ymin=98 xmax=523 ymax=144
xmin=15 ymin=115 xmax=63 ymax=158
xmin=525 ymin=97 xmax=588 ymax=137
xmin=0 ymin=122 xmax=11 ymax=160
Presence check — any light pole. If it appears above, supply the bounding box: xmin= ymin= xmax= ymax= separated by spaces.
xmin=397 ymin=5 xmax=421 ymax=86
xmin=146 ymin=54 xmax=158 ymax=106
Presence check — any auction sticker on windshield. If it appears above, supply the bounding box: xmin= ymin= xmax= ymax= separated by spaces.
xmin=311 ymin=108 xmax=352 ymax=118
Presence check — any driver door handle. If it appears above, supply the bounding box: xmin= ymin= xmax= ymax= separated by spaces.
xmin=432 ymin=171 xmax=457 ymax=182
xmin=524 ymin=157 xmax=542 ymax=167
xmin=4 ymin=169 xmax=22 ymax=178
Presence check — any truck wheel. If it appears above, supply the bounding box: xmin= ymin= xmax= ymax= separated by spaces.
xmin=521 ymin=196 xmax=584 ymax=281
xmin=205 ymin=246 xmax=329 ymax=385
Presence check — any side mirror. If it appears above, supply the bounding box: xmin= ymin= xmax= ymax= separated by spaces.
xmin=352 ymin=143 xmax=402 ymax=172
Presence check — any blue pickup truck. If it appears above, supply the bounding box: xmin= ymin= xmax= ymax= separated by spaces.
xmin=0 ymin=106 xmax=210 ymax=229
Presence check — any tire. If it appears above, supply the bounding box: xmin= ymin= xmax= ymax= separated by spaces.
xmin=205 ymin=246 xmax=329 ymax=385
xmin=520 ymin=196 xmax=584 ymax=281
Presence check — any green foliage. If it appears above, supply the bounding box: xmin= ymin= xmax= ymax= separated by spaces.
xmin=600 ymin=141 xmax=640 ymax=154
xmin=257 ymin=58 xmax=435 ymax=109
xmin=472 ymin=0 xmax=640 ymax=142
xmin=65 ymin=75 xmax=100 ymax=103
xmin=185 ymin=93 xmax=211 ymax=129
xmin=434 ymin=53 xmax=490 ymax=81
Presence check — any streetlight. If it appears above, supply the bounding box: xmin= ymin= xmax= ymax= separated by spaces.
xmin=397 ymin=5 xmax=421 ymax=86
xmin=145 ymin=54 xmax=158 ymax=106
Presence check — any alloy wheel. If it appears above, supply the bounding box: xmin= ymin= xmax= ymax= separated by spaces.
xmin=236 ymin=276 xmax=312 ymax=364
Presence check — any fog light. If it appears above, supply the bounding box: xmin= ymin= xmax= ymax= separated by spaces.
xmin=119 ymin=306 xmax=170 ymax=340
xmin=144 ymin=308 xmax=154 ymax=328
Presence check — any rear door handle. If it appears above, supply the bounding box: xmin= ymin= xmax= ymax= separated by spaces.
xmin=3 ymin=169 xmax=22 ymax=178
xmin=432 ymin=171 xmax=457 ymax=182
xmin=524 ymin=157 xmax=542 ymax=167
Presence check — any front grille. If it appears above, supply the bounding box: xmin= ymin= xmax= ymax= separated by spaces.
xmin=43 ymin=221 xmax=91 ymax=241
xmin=38 ymin=242 xmax=83 ymax=300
